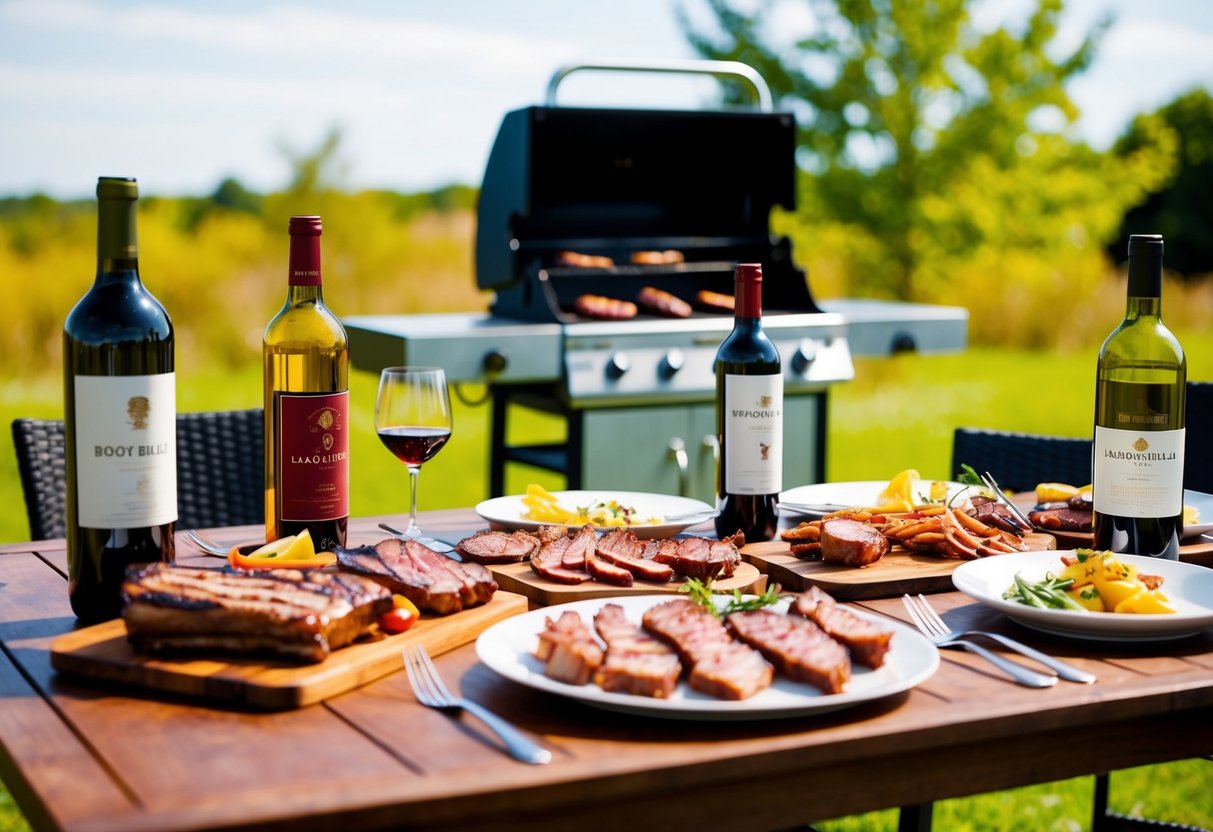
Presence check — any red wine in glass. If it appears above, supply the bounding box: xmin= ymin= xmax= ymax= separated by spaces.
xmin=378 ymin=426 xmax=451 ymax=465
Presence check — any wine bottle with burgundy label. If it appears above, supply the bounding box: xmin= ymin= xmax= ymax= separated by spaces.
xmin=63 ymin=176 xmax=176 ymax=622
xmin=263 ymin=215 xmax=349 ymax=551
xmin=1092 ymin=234 xmax=1186 ymax=559
xmin=714 ymin=262 xmax=782 ymax=542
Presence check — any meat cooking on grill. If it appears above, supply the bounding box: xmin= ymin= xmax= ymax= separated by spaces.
xmin=819 ymin=517 xmax=891 ymax=567
xmin=791 ymin=586 xmax=892 ymax=669
xmin=630 ymin=250 xmax=685 ymax=265
xmin=555 ymin=250 xmax=614 ymax=268
xmin=455 ymin=529 xmax=539 ymax=564
xmin=335 ymin=538 xmax=498 ymax=615
xmin=695 ymin=289 xmax=735 ymax=312
xmin=535 ymin=610 xmax=604 ymax=685
xmin=642 ymin=599 xmax=773 ymax=700
xmin=726 ymin=609 xmax=852 ymax=695
xmin=121 ymin=563 xmax=393 ymax=663
xmin=573 ymin=294 xmax=638 ymax=320
xmin=637 ymin=286 xmax=692 ymax=318
xmin=593 ymin=603 xmax=682 ymax=698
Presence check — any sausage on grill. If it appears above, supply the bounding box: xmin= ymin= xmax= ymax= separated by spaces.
xmin=574 ymin=294 xmax=638 ymax=320
xmin=637 ymin=286 xmax=692 ymax=318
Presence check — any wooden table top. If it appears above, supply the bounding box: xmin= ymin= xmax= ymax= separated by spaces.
xmin=1 ymin=510 xmax=1211 ymax=832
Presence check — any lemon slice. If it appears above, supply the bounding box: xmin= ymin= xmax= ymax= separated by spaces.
xmin=1184 ymin=504 xmax=1199 ymax=525
xmin=1035 ymin=482 xmax=1078 ymax=503
xmin=878 ymin=469 xmax=920 ymax=506
xmin=247 ymin=529 xmax=315 ymax=561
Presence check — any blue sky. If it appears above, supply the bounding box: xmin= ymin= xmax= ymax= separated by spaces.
xmin=2 ymin=0 xmax=1211 ymax=199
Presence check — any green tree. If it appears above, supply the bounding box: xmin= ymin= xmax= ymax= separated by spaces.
xmin=1113 ymin=88 xmax=1213 ymax=277
xmin=682 ymin=0 xmax=1176 ymax=301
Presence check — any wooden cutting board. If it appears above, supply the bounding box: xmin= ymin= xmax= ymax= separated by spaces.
xmin=488 ymin=561 xmax=765 ymax=607
xmin=49 ymin=591 xmax=528 ymax=710
xmin=742 ymin=533 xmax=1056 ymax=600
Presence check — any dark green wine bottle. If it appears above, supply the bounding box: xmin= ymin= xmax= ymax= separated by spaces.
xmin=1092 ymin=234 xmax=1186 ymax=559
xmin=63 ymin=177 xmax=176 ymax=622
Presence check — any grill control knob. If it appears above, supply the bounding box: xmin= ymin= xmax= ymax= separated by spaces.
xmin=482 ymin=348 xmax=509 ymax=377
xmin=659 ymin=348 xmax=684 ymax=379
xmin=606 ymin=351 xmax=630 ymax=380
xmin=792 ymin=339 xmax=818 ymax=374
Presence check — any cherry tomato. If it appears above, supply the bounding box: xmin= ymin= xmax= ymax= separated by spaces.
xmin=379 ymin=594 xmax=420 ymax=634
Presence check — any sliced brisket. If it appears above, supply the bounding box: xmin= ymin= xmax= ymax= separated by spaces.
xmin=641 ymin=599 xmax=772 ymax=700
xmin=791 ymin=586 xmax=892 ymax=669
xmin=592 ymin=603 xmax=681 ymax=698
xmin=455 ymin=529 xmax=539 ymax=564
xmin=726 ymin=609 xmax=851 ymax=694
xmin=335 ymin=538 xmax=497 ymax=615
xmin=535 ymin=610 xmax=603 ymax=685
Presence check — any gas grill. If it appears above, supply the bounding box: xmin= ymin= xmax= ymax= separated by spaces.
xmin=346 ymin=61 xmax=967 ymax=503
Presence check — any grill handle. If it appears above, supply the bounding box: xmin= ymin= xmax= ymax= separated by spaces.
xmin=668 ymin=437 xmax=690 ymax=497
xmin=545 ymin=59 xmax=773 ymax=112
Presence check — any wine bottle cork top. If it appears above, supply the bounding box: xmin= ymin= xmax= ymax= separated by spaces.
xmin=97 ymin=177 xmax=138 ymax=200
xmin=289 ymin=215 xmax=323 ymax=236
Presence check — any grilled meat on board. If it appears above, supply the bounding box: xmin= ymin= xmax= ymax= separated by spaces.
xmin=593 ymin=603 xmax=682 ymax=698
xmin=819 ymin=517 xmax=891 ymax=567
xmin=121 ymin=563 xmax=392 ymax=663
xmin=535 ymin=610 xmax=603 ymax=685
xmin=335 ymin=538 xmax=497 ymax=615
xmin=647 ymin=533 xmax=742 ymax=581
xmin=455 ymin=529 xmax=539 ymax=564
xmin=584 ymin=551 xmax=635 ymax=587
xmin=791 ymin=586 xmax=892 ymax=669
xmin=641 ymin=599 xmax=773 ymax=700
xmin=726 ymin=609 xmax=852 ymax=695
xmin=595 ymin=529 xmax=675 ymax=583
xmin=529 ymin=524 xmax=594 ymax=585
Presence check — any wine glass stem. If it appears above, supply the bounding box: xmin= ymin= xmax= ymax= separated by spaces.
xmin=406 ymin=464 xmax=422 ymax=537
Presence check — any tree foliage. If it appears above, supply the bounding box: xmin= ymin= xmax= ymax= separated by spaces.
xmin=1113 ymin=88 xmax=1213 ymax=277
xmin=681 ymin=0 xmax=1177 ymax=302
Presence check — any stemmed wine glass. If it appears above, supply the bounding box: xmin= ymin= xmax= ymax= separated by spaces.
xmin=375 ymin=366 xmax=452 ymax=543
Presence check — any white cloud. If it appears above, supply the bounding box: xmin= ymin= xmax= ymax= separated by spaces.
xmin=1102 ymin=18 xmax=1213 ymax=63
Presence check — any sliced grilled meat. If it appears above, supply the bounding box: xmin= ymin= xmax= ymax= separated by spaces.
xmin=791 ymin=586 xmax=892 ymax=669
xmin=1029 ymin=507 xmax=1092 ymax=532
xmin=642 ymin=599 xmax=772 ymax=700
xmin=335 ymin=538 xmax=497 ymax=615
xmin=649 ymin=534 xmax=741 ymax=580
xmin=529 ymin=525 xmax=593 ymax=585
xmin=726 ymin=609 xmax=851 ymax=694
xmin=585 ymin=552 xmax=634 ymax=587
xmin=535 ymin=610 xmax=603 ymax=685
xmin=596 ymin=529 xmax=675 ymax=583
xmin=967 ymin=496 xmax=1026 ymax=536
xmin=455 ymin=529 xmax=539 ymax=564
xmin=593 ymin=603 xmax=681 ymax=698
xmin=819 ymin=517 xmax=890 ymax=567
xmin=121 ymin=563 xmax=392 ymax=663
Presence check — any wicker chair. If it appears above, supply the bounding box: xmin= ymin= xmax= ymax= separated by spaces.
xmin=11 ymin=409 xmax=264 ymax=540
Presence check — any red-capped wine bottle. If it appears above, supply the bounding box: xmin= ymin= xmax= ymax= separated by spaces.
xmin=64 ymin=176 xmax=176 ymax=622
xmin=714 ymin=263 xmax=782 ymax=542
xmin=263 ymin=215 xmax=349 ymax=551
xmin=1092 ymin=234 xmax=1186 ymax=559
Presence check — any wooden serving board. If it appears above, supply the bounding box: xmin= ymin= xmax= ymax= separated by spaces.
xmin=49 ymin=591 xmax=528 ymax=710
xmin=742 ymin=533 xmax=1056 ymax=600
xmin=488 ymin=561 xmax=765 ymax=607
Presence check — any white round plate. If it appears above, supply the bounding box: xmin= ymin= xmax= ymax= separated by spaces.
xmin=475 ymin=594 xmax=939 ymax=721
xmin=1182 ymin=490 xmax=1213 ymax=539
xmin=952 ymin=551 xmax=1213 ymax=641
xmin=474 ymin=491 xmax=716 ymax=540
xmin=779 ymin=480 xmax=972 ymax=518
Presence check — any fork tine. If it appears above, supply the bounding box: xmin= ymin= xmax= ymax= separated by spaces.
xmin=404 ymin=647 xmax=438 ymax=707
xmin=914 ymin=594 xmax=954 ymax=637
xmin=416 ymin=646 xmax=455 ymax=706
xmin=905 ymin=594 xmax=947 ymax=639
xmin=901 ymin=593 xmax=934 ymax=637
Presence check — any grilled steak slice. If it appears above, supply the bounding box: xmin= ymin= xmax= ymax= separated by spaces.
xmin=585 ymin=552 xmax=634 ymax=587
xmin=535 ymin=610 xmax=603 ymax=685
xmin=593 ymin=603 xmax=681 ymax=698
xmin=641 ymin=599 xmax=772 ymax=700
xmin=967 ymin=497 xmax=1025 ymax=536
xmin=121 ymin=564 xmax=392 ymax=663
xmin=529 ymin=525 xmax=591 ymax=585
xmin=726 ymin=609 xmax=851 ymax=694
xmin=455 ymin=529 xmax=539 ymax=564
xmin=791 ymin=586 xmax=892 ymax=669
xmin=819 ymin=518 xmax=891 ymax=567
xmin=335 ymin=538 xmax=497 ymax=615
xmin=649 ymin=535 xmax=741 ymax=580
xmin=596 ymin=529 xmax=675 ymax=583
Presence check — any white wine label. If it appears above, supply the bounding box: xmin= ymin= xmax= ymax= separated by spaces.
xmin=1093 ymin=425 xmax=1185 ymax=518
xmin=74 ymin=373 xmax=177 ymax=528
xmin=723 ymin=373 xmax=782 ymax=494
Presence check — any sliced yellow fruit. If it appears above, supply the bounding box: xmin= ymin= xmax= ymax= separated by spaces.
xmin=247 ymin=529 xmax=314 ymax=561
xmin=929 ymin=480 xmax=949 ymax=502
xmin=1115 ymin=589 xmax=1176 ymax=615
xmin=878 ymin=469 xmax=920 ymax=506
xmin=1184 ymin=504 xmax=1200 ymax=525
xmin=1035 ymin=482 xmax=1078 ymax=503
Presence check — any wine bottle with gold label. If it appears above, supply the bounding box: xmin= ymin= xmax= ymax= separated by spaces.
xmin=263 ymin=216 xmax=349 ymax=551
xmin=1092 ymin=234 xmax=1186 ymax=559
xmin=63 ymin=176 xmax=176 ymax=622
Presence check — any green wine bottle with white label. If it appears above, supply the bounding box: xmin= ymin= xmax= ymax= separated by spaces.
xmin=63 ymin=177 xmax=176 ymax=622
xmin=1092 ymin=234 xmax=1186 ymax=559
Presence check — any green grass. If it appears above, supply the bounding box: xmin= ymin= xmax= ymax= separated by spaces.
xmin=2 ymin=339 xmax=1212 ymax=829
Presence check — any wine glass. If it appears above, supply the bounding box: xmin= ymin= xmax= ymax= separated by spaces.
xmin=375 ymin=366 xmax=452 ymax=543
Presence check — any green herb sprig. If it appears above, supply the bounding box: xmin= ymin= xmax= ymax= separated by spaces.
xmin=679 ymin=578 xmax=784 ymax=618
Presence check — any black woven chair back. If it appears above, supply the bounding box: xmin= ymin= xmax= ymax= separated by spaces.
xmin=11 ymin=409 xmax=264 ymax=540
xmin=1185 ymin=381 xmax=1212 ymax=494
xmin=951 ymin=428 xmax=1093 ymax=494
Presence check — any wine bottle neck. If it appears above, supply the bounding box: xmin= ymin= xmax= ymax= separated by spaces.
xmin=288 ymin=217 xmax=323 ymax=288
xmin=96 ymin=184 xmax=139 ymax=278
xmin=1125 ymin=295 xmax=1161 ymax=320
xmin=734 ymin=262 xmax=763 ymax=319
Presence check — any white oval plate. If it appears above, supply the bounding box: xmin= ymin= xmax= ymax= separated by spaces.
xmin=475 ymin=594 xmax=939 ymax=721
xmin=952 ymin=551 xmax=1213 ymax=641
xmin=474 ymin=491 xmax=716 ymax=540
xmin=779 ymin=480 xmax=972 ymax=517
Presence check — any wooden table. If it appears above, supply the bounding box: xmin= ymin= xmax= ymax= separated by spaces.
xmin=1 ymin=510 xmax=1211 ymax=832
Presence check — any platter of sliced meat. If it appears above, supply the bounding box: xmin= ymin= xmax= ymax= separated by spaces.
xmin=475 ymin=592 xmax=938 ymax=720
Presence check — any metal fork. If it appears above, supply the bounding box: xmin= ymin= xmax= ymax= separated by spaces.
xmin=905 ymin=594 xmax=1095 ymax=683
xmin=901 ymin=594 xmax=1057 ymax=687
xmin=979 ymin=471 xmax=1035 ymax=531
xmin=182 ymin=529 xmax=230 ymax=558
xmin=402 ymin=646 xmax=552 ymax=765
